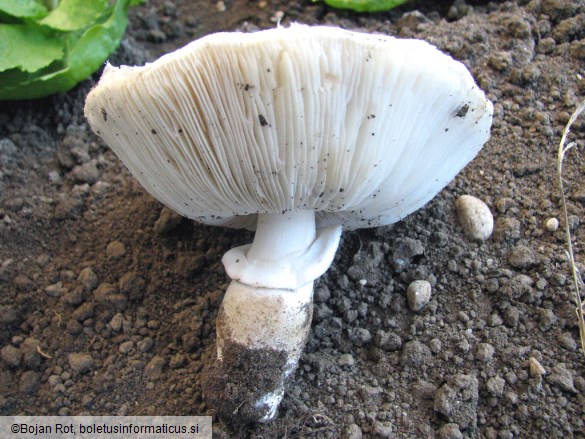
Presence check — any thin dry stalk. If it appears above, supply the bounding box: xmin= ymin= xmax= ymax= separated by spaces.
xmin=557 ymin=99 xmax=585 ymax=355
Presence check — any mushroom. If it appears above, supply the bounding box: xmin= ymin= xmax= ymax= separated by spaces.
xmin=84 ymin=24 xmax=493 ymax=422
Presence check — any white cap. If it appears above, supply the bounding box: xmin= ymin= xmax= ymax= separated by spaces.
xmin=85 ymin=24 xmax=493 ymax=230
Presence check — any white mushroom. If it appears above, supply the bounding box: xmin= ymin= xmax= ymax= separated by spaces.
xmin=84 ymin=24 xmax=493 ymax=422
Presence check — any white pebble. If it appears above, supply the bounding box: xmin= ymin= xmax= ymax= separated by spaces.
xmin=545 ymin=217 xmax=559 ymax=232
xmin=407 ymin=280 xmax=432 ymax=312
xmin=455 ymin=195 xmax=494 ymax=241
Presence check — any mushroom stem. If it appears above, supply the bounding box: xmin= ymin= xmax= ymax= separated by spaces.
xmin=207 ymin=212 xmax=342 ymax=423
xmin=247 ymin=211 xmax=317 ymax=261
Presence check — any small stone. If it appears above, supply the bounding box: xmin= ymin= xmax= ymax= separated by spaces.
xmin=475 ymin=343 xmax=495 ymax=362
xmin=20 ymin=338 xmax=41 ymax=369
xmin=68 ymin=353 xmax=94 ymax=374
xmin=456 ymin=195 xmax=494 ymax=241
xmin=407 ymin=280 xmax=432 ymax=311
xmin=106 ymin=241 xmax=126 ymax=259
xmin=372 ymin=421 xmax=393 ymax=438
xmin=349 ymin=328 xmax=372 ymax=347
xmin=138 ymin=337 xmax=154 ymax=353
xmin=19 ymin=371 xmax=40 ymax=394
xmin=529 ymin=357 xmax=546 ymax=378
xmin=338 ymin=353 xmax=355 ymax=367
xmin=45 ymin=281 xmax=67 ymax=298
xmin=144 ymin=355 xmax=166 ymax=380
xmin=434 ymin=374 xmax=479 ymax=429
xmin=486 ymin=376 xmax=506 ymax=396
xmin=119 ymin=341 xmax=134 ymax=354
xmin=153 ymin=207 xmax=183 ymax=234
xmin=547 ymin=364 xmax=577 ymax=393
xmin=345 ymin=423 xmax=363 ymax=439
xmin=545 ymin=217 xmax=559 ymax=232
xmin=0 ymin=305 xmax=18 ymax=326
xmin=401 ymin=341 xmax=432 ymax=367
xmin=1 ymin=345 xmax=22 ymax=368
xmin=78 ymin=267 xmax=98 ymax=292
xmin=109 ymin=313 xmax=124 ymax=332
xmin=437 ymin=423 xmax=464 ymax=439
xmin=119 ymin=272 xmax=145 ymax=301
xmin=174 ymin=252 xmax=206 ymax=278
xmin=71 ymin=161 xmax=99 ymax=184
xmin=169 ymin=353 xmax=187 ymax=369
xmin=391 ymin=237 xmax=424 ymax=271
xmin=376 ymin=330 xmax=402 ymax=352
xmin=538 ymin=308 xmax=557 ymax=331
xmin=508 ymin=245 xmax=535 ymax=269
xmin=71 ymin=302 xmax=94 ymax=321
xmin=557 ymin=333 xmax=577 ymax=351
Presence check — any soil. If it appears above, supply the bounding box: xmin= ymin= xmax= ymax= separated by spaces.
xmin=1 ymin=0 xmax=585 ymax=438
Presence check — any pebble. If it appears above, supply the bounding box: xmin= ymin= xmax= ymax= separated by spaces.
xmin=437 ymin=423 xmax=464 ymax=439
xmin=401 ymin=341 xmax=432 ymax=367
xmin=19 ymin=371 xmax=41 ymax=394
xmin=529 ymin=357 xmax=546 ymax=378
xmin=349 ymin=328 xmax=372 ymax=347
xmin=0 ymin=305 xmax=18 ymax=325
xmin=1 ymin=344 xmax=22 ymax=368
xmin=21 ymin=338 xmax=41 ymax=369
xmin=455 ymin=195 xmax=494 ymax=241
xmin=106 ymin=241 xmax=126 ymax=259
xmin=154 ymin=207 xmax=183 ymax=234
xmin=345 ymin=423 xmax=363 ymax=439
xmin=434 ymin=374 xmax=479 ymax=429
xmin=78 ymin=267 xmax=98 ymax=292
xmin=144 ymin=355 xmax=166 ymax=380
xmin=372 ymin=421 xmax=393 ymax=438
xmin=68 ymin=353 xmax=94 ymax=374
xmin=119 ymin=272 xmax=146 ymax=301
xmin=547 ymin=364 xmax=577 ymax=393
xmin=71 ymin=303 xmax=94 ymax=321
xmin=508 ymin=245 xmax=535 ymax=269
xmin=538 ymin=308 xmax=557 ymax=331
xmin=375 ymin=330 xmax=402 ymax=352
xmin=119 ymin=341 xmax=134 ymax=354
xmin=71 ymin=161 xmax=99 ymax=184
xmin=109 ymin=313 xmax=124 ymax=332
xmin=545 ymin=217 xmax=559 ymax=232
xmin=391 ymin=237 xmax=424 ymax=271
xmin=486 ymin=376 xmax=506 ymax=396
xmin=338 ymin=353 xmax=355 ymax=367
xmin=45 ymin=281 xmax=67 ymax=298
xmin=407 ymin=280 xmax=432 ymax=312
xmin=475 ymin=343 xmax=495 ymax=362
xmin=557 ymin=332 xmax=577 ymax=351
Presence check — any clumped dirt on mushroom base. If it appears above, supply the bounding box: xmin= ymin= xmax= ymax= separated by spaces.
xmin=1 ymin=1 xmax=585 ymax=438
xmin=201 ymin=341 xmax=288 ymax=427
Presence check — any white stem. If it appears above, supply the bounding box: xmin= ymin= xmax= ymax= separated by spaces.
xmin=247 ymin=211 xmax=316 ymax=261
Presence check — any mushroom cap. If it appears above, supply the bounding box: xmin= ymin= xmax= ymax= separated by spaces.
xmin=85 ymin=24 xmax=493 ymax=230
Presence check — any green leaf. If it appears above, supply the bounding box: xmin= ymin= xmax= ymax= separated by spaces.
xmin=0 ymin=24 xmax=63 ymax=72
xmin=317 ymin=0 xmax=409 ymax=12
xmin=0 ymin=0 xmax=136 ymax=100
xmin=0 ymin=0 xmax=48 ymax=19
xmin=39 ymin=0 xmax=109 ymax=32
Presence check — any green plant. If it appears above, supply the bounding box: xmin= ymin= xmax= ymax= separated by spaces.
xmin=557 ymin=99 xmax=585 ymax=355
xmin=0 ymin=0 xmax=143 ymax=100
xmin=312 ymin=0 xmax=409 ymax=13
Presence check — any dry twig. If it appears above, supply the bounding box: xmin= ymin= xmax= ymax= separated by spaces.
xmin=557 ymin=98 xmax=585 ymax=355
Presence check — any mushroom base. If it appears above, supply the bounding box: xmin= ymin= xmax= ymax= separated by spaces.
xmin=205 ymin=280 xmax=314 ymax=423
xmin=201 ymin=339 xmax=290 ymax=426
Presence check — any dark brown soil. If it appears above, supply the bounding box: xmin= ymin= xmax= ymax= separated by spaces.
xmin=1 ymin=0 xmax=585 ymax=438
